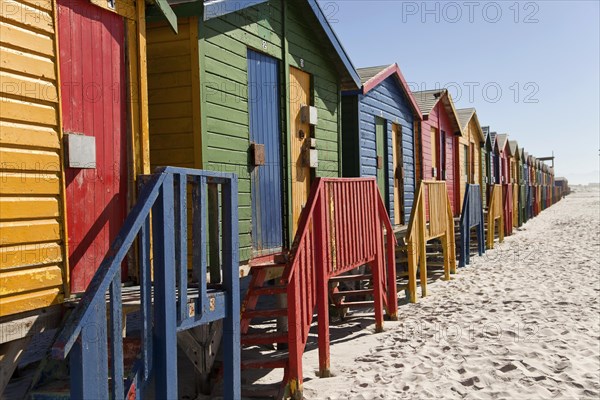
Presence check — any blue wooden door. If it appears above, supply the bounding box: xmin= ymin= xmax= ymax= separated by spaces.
xmin=247 ymin=50 xmax=283 ymax=254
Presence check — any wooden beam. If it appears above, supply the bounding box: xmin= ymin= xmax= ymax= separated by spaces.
xmin=0 ymin=305 xmax=62 ymax=344
xmin=0 ymin=336 xmax=32 ymax=393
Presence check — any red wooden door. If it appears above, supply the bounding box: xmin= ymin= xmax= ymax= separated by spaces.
xmin=58 ymin=0 xmax=127 ymax=292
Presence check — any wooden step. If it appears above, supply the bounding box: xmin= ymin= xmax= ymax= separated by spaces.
xmin=241 ymin=331 xmax=288 ymax=346
xmin=329 ymin=274 xmax=371 ymax=283
xmin=242 ymin=308 xmax=287 ymax=319
xmin=335 ymin=300 xmax=374 ymax=308
xmin=331 ymin=289 xmax=373 ymax=298
xmin=241 ymin=352 xmax=288 ymax=369
xmin=249 ymin=262 xmax=286 ymax=270
xmin=250 ymin=285 xmax=287 ymax=296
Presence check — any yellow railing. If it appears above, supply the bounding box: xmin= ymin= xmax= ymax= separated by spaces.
xmin=405 ymin=181 xmax=456 ymax=303
xmin=486 ymin=184 xmax=504 ymax=249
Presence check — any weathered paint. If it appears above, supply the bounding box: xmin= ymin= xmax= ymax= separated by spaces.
xmin=58 ymin=0 xmax=128 ymax=292
xmin=342 ymin=68 xmax=419 ymax=225
xmin=289 ymin=67 xmax=312 ymax=236
xmin=0 ymin=0 xmax=67 ymax=316
xmin=248 ymin=50 xmax=283 ymax=252
xmin=147 ymin=1 xmax=358 ymax=261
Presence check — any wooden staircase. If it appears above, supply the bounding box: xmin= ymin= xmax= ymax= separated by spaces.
xmin=239 ymin=178 xmax=396 ymax=399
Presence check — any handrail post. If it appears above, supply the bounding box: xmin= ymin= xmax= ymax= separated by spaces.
xmin=70 ymin=303 xmax=109 ymax=399
xmin=221 ymin=174 xmax=241 ymax=400
xmin=384 ymin=221 xmax=398 ymax=321
xmin=315 ymin=187 xmax=331 ymax=376
xmin=109 ymin=276 xmax=124 ymax=400
xmin=152 ymin=173 xmax=178 ymax=399
xmin=286 ymin=272 xmax=303 ymax=399
xmin=371 ymin=182 xmax=384 ymax=333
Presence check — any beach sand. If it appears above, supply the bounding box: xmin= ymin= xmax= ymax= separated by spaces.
xmin=297 ymin=188 xmax=600 ymax=399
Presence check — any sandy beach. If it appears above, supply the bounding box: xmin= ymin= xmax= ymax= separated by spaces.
xmin=298 ymin=188 xmax=600 ymax=399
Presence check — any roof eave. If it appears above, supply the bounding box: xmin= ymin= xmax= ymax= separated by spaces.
xmin=306 ymin=0 xmax=361 ymax=90
xmin=360 ymin=64 xmax=423 ymax=120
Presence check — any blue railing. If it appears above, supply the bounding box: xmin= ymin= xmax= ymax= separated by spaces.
xmin=51 ymin=167 xmax=240 ymax=399
xmin=458 ymin=184 xmax=485 ymax=268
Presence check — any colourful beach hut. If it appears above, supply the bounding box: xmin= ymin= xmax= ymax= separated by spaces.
xmin=520 ymin=147 xmax=529 ymax=224
xmin=341 ymin=64 xmax=423 ymax=227
xmin=413 ymin=89 xmax=464 ymax=216
xmin=455 ymin=108 xmax=485 ymax=214
xmin=508 ymin=140 xmax=520 ymax=228
xmin=0 ymin=0 xmax=171 ymax=320
xmin=495 ymin=134 xmax=513 ymax=235
xmin=146 ymin=0 xmax=361 ymax=262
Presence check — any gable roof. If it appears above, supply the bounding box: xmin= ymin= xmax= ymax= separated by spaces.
xmin=456 ymin=108 xmax=484 ymax=144
xmin=413 ymin=89 xmax=463 ymax=135
xmin=496 ymin=133 xmax=509 ymax=154
xmin=490 ymin=132 xmax=498 ymax=152
xmin=200 ymin=0 xmax=360 ymax=90
xmin=509 ymin=140 xmax=519 ymax=158
xmin=353 ymin=64 xmax=422 ymax=119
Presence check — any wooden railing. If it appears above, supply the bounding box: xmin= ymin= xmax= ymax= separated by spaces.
xmin=405 ymin=181 xmax=456 ymax=303
xmin=281 ymin=178 xmax=396 ymax=398
xmin=486 ymin=184 xmax=504 ymax=249
xmin=52 ymin=167 xmax=240 ymax=399
xmin=458 ymin=184 xmax=485 ymax=268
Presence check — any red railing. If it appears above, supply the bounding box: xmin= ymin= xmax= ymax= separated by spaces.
xmin=281 ymin=178 xmax=396 ymax=399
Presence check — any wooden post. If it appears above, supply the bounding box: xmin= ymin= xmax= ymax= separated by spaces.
xmin=152 ymin=174 xmax=178 ymax=399
xmin=70 ymin=303 xmax=109 ymax=399
xmin=418 ymin=196 xmax=427 ymax=298
xmin=315 ymin=191 xmax=332 ymax=375
xmin=221 ymin=175 xmax=241 ymax=400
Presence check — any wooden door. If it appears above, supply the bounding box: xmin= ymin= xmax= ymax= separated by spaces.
xmin=248 ymin=50 xmax=283 ymax=254
xmin=375 ymin=117 xmax=386 ymax=198
xmin=430 ymin=127 xmax=437 ymax=178
xmin=392 ymin=124 xmax=404 ymax=225
xmin=439 ymin=130 xmax=446 ymax=181
xmin=289 ymin=67 xmax=311 ymax=234
xmin=58 ymin=0 xmax=127 ymax=292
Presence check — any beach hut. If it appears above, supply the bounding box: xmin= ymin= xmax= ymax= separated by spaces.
xmin=555 ymin=177 xmax=570 ymax=198
xmin=0 ymin=0 xmax=185 ymax=393
xmin=508 ymin=140 xmax=520 ymax=228
xmin=455 ymin=108 xmax=485 ymax=215
xmin=413 ymin=89 xmax=464 ymax=216
xmin=341 ymin=64 xmax=423 ymax=227
xmin=520 ymin=148 xmax=529 ymax=224
xmin=146 ymin=0 xmax=361 ymax=262
xmin=495 ymin=134 xmax=513 ymax=235
xmin=480 ymin=127 xmax=490 ymax=208
xmin=490 ymin=131 xmax=501 ymax=188
xmin=0 ymin=0 xmax=172 ymax=324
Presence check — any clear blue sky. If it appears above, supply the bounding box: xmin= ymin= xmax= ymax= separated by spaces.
xmin=319 ymin=0 xmax=600 ymax=184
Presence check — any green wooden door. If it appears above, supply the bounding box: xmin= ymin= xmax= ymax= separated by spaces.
xmin=375 ymin=117 xmax=386 ymax=198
